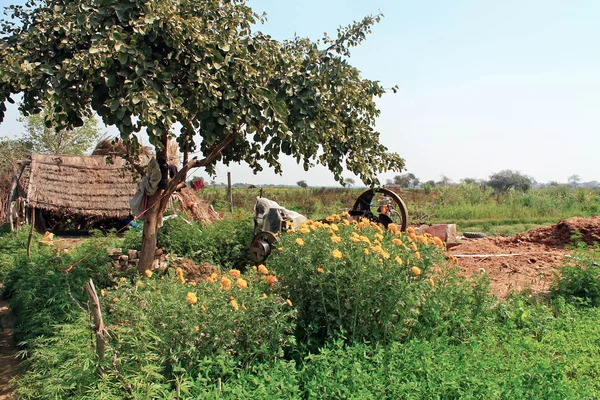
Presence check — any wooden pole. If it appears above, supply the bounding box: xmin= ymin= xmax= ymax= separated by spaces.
xmin=227 ymin=171 xmax=233 ymax=213
xmin=27 ymin=206 xmax=35 ymax=258
xmin=85 ymin=279 xmax=108 ymax=370
xmin=6 ymin=158 xmax=30 ymax=232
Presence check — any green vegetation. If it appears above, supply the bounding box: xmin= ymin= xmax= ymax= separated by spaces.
xmin=1 ymin=213 xmax=600 ymax=398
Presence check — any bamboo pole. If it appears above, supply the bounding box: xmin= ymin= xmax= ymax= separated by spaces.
xmin=227 ymin=171 xmax=233 ymax=213
xmin=27 ymin=206 xmax=35 ymax=258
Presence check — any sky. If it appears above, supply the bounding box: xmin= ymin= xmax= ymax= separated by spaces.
xmin=1 ymin=0 xmax=599 ymax=186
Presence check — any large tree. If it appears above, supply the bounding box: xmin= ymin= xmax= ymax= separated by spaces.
xmin=0 ymin=0 xmax=405 ymax=272
xmin=19 ymin=107 xmax=101 ymax=154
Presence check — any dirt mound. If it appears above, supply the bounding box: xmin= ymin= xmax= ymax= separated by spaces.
xmin=172 ymin=258 xmax=220 ymax=282
xmin=512 ymin=216 xmax=600 ymax=247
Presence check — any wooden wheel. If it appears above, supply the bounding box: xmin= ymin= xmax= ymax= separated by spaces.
xmin=351 ymin=188 xmax=408 ymax=232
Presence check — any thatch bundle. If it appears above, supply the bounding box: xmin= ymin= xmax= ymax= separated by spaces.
xmin=171 ymin=186 xmax=221 ymax=225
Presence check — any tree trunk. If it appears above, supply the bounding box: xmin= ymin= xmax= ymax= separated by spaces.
xmin=137 ymin=192 xmax=161 ymax=273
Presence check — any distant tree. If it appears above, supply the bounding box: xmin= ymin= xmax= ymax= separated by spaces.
xmin=297 ymin=180 xmax=308 ymax=188
xmin=344 ymin=177 xmax=356 ymax=187
xmin=0 ymin=137 xmax=31 ymax=175
xmin=437 ymin=175 xmax=452 ymax=187
xmin=568 ymin=174 xmax=581 ymax=188
xmin=461 ymin=177 xmax=478 ymax=185
xmin=393 ymin=173 xmax=419 ymax=188
xmin=19 ymin=107 xmax=101 ymax=155
xmin=424 ymin=180 xmax=436 ymax=187
xmin=486 ymin=170 xmax=532 ymax=192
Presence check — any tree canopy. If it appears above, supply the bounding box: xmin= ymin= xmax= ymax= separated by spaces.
xmin=19 ymin=107 xmax=101 ymax=155
xmin=487 ymin=170 xmax=533 ymax=192
xmin=0 ymin=0 xmax=404 ymax=186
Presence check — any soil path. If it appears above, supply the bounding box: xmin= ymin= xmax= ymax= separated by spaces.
xmin=0 ymin=298 xmax=18 ymax=399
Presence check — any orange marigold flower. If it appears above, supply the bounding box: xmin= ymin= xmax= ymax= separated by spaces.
xmin=364 ymin=248 xmax=370 ymax=255
xmin=230 ymin=298 xmax=239 ymax=311
xmin=201 ymin=305 xmax=206 ymax=311
xmin=429 ymin=278 xmax=435 ymax=287
xmin=242 ymin=304 xmax=247 ymax=311
xmin=186 ymin=292 xmax=198 ymax=305
xmin=387 ymin=223 xmax=399 ymax=234
xmin=350 ymin=236 xmax=361 ymax=243
xmin=144 ymin=269 xmax=153 ymax=278
xmin=176 ymin=267 xmax=185 ymax=284
xmin=194 ymin=326 xmax=199 ymax=332
xmin=341 ymin=211 xmax=350 ymax=217
xmin=236 ymin=278 xmax=248 ymax=289
xmin=330 ymin=235 xmax=342 ymax=243
xmin=395 ymin=256 xmax=403 ymax=265
xmin=406 ymin=227 xmax=415 ymax=235
xmin=392 ymin=238 xmax=403 ymax=246
xmin=360 ymin=236 xmax=371 ymax=245
xmin=265 ymin=275 xmax=277 ymax=286
xmin=278 ymin=247 xmax=284 ymax=251
xmin=317 ymin=267 xmax=324 ymax=273
xmin=411 ymin=242 xmax=418 ymax=252
xmin=300 ymin=227 xmax=310 ymax=234
xmin=415 ymin=251 xmax=421 ymax=259
xmin=286 ymin=299 xmax=293 ymax=307
xmin=119 ymin=277 xmax=127 ymax=283
xmin=262 ymin=293 xmax=268 ymax=299
xmin=112 ymin=297 xmax=119 ymax=303
xmin=207 ymin=273 xmax=218 ymax=284
xmin=375 ymin=233 xmax=384 ymax=241
xmin=135 ymin=281 xmax=143 ymax=286
xmin=229 ymin=269 xmax=241 ymax=278
xmin=189 ymin=281 xmax=197 ymax=286
xmin=433 ymin=237 xmax=444 ymax=247
xmin=221 ymin=277 xmax=232 ymax=290
xmin=258 ymin=264 xmax=269 ymax=275
xmin=332 ymin=249 xmax=343 ymax=259
xmin=382 ymin=251 xmax=391 ymax=260
xmin=342 ymin=219 xmax=350 ymax=226
xmin=100 ymin=289 xmax=106 ymax=297
xmin=296 ymin=238 xmax=305 ymax=246
xmin=411 ymin=266 xmax=422 ymax=276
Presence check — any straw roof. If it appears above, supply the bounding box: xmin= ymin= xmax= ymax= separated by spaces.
xmin=26 ymin=153 xmax=137 ymax=218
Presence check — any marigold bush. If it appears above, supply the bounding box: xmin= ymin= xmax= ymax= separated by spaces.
xmin=266 ymin=216 xmax=447 ymax=347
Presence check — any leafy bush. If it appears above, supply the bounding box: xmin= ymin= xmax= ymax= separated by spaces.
xmin=551 ymin=246 xmax=600 ymax=306
xmin=267 ymin=215 xmax=447 ymax=347
xmin=3 ymin=237 xmax=119 ymax=343
xmin=0 ymin=228 xmax=40 ymax=286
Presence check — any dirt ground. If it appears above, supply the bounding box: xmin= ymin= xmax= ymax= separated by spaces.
xmin=449 ymin=216 xmax=600 ymax=298
xmin=0 ymin=298 xmax=18 ymax=399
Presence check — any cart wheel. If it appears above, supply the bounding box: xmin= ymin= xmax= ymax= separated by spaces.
xmin=250 ymin=231 xmax=278 ymax=263
xmin=351 ymin=188 xmax=408 ymax=232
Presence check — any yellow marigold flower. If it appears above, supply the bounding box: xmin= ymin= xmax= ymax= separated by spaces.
xmin=387 ymin=223 xmax=399 ymax=234
xmin=201 ymin=305 xmax=206 ymax=311
xmin=382 ymin=251 xmax=391 ymax=260
xmin=364 ymin=248 xmax=370 ymax=255
xmin=189 ymin=281 xmax=197 ymax=286
xmin=360 ymin=236 xmax=371 ymax=245
xmin=332 ymin=249 xmax=343 ymax=259
xmin=433 ymin=237 xmax=444 ymax=247
xmin=300 ymin=227 xmax=310 ymax=234
xmin=374 ymin=240 xmax=382 ymax=246
xmin=326 ymin=214 xmax=340 ymax=222
xmin=229 ymin=269 xmax=241 ymax=278
xmin=278 ymin=247 xmax=284 ymax=251
xmin=113 ymin=297 xmax=119 ymax=303
xmin=295 ymin=238 xmax=305 ymax=246
xmin=176 ymin=267 xmax=185 ymax=284
xmin=371 ymin=245 xmax=383 ymax=254
xmin=330 ymin=235 xmax=342 ymax=243
xmin=392 ymin=238 xmax=403 ymax=246
xmin=317 ymin=267 xmax=324 ymax=273
xmin=341 ymin=211 xmax=350 ymax=217
xmin=395 ymin=256 xmax=403 ymax=265
xmin=236 ymin=278 xmax=248 ymax=290
xmin=207 ymin=273 xmax=218 ymax=284
xmin=406 ymin=227 xmax=415 ymax=235
xmin=342 ymin=219 xmax=350 ymax=226
xmin=262 ymin=293 xmax=268 ymax=299
xmin=429 ymin=278 xmax=435 ymax=287
xmin=221 ymin=277 xmax=232 ymax=290
xmin=415 ymin=251 xmax=421 ymax=259
xmin=100 ymin=289 xmax=105 ymax=297
xmin=329 ymin=223 xmax=339 ymax=231
xmin=258 ymin=264 xmax=269 ymax=275
xmin=409 ymin=232 xmax=417 ymax=241
xmin=242 ymin=304 xmax=247 ymax=311
xmin=144 ymin=269 xmax=153 ymax=278
xmin=411 ymin=242 xmax=418 ymax=252
xmin=135 ymin=281 xmax=143 ymax=286
xmin=310 ymin=224 xmax=318 ymax=231
xmin=375 ymin=233 xmax=384 ymax=241
xmin=407 ymin=258 xmax=411 ymax=266
xmin=350 ymin=236 xmax=361 ymax=243
xmin=194 ymin=326 xmax=199 ymax=332
xmin=411 ymin=267 xmax=422 ymax=276
xmin=186 ymin=292 xmax=198 ymax=305
xmin=286 ymin=299 xmax=293 ymax=307
xmin=230 ymin=298 xmax=239 ymax=311
xmin=119 ymin=277 xmax=127 ymax=283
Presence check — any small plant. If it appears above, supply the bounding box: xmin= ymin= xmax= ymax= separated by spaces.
xmin=551 ymin=245 xmax=600 ymax=306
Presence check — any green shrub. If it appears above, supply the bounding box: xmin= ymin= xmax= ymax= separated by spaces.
xmin=551 ymin=246 xmax=600 ymax=306
xmin=4 ymin=237 xmax=120 ymax=343
xmin=0 ymin=228 xmax=40 ymax=286
xmin=267 ymin=215 xmax=446 ymax=348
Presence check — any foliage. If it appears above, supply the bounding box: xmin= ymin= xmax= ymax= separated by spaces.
xmin=551 ymin=245 xmax=600 ymax=306
xmin=19 ymin=106 xmax=101 ymax=155
xmin=3 ymin=237 xmax=120 ymax=343
xmin=390 ymin=172 xmax=419 ymax=188
xmin=266 ymin=215 xmax=447 ymax=347
xmin=123 ymin=215 xmax=253 ymax=270
xmin=0 ymin=227 xmax=39 ymax=286
xmin=296 ymin=180 xmax=308 ymax=188
xmin=0 ymin=0 xmax=403 ymax=186
xmin=0 ymin=136 xmax=31 ymax=175
xmin=487 ymin=169 xmax=533 ymax=192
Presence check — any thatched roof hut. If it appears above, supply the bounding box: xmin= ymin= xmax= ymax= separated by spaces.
xmin=20 ymin=153 xmax=137 ymax=219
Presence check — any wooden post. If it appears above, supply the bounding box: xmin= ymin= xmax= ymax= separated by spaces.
xmin=27 ymin=206 xmax=35 ymax=258
xmin=85 ymin=279 xmax=108 ymax=369
xmin=6 ymin=158 xmax=31 ymax=232
xmin=227 ymin=171 xmax=233 ymax=213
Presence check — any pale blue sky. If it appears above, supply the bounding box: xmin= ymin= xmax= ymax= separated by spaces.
xmin=1 ymin=0 xmax=599 ymax=185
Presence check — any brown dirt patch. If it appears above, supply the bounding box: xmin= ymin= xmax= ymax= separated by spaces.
xmin=0 ymin=298 xmax=19 ymax=399
xmin=447 ymin=216 xmax=600 ymax=298
xmin=171 ymin=258 xmax=220 ymax=282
